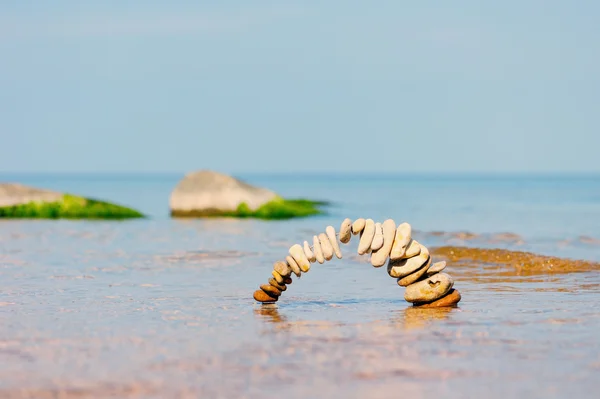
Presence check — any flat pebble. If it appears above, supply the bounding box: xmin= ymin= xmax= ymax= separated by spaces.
xmin=390 ymin=222 xmax=412 ymax=260
xmin=260 ymin=284 xmax=281 ymax=297
xmin=413 ymin=289 xmax=461 ymax=307
xmin=397 ymin=257 xmax=431 ymax=286
xmin=290 ymin=244 xmax=311 ymax=272
xmin=319 ymin=233 xmax=334 ymax=261
xmin=285 ymin=256 xmax=301 ymax=277
xmin=313 ymin=235 xmax=325 ymax=264
xmin=339 ymin=218 xmax=352 ymax=243
xmin=427 ymin=261 xmax=447 ymax=276
xmin=271 ymin=270 xmax=285 ymax=284
xmin=303 ymin=240 xmax=316 ymax=262
xmin=283 ymin=277 xmax=293 ymax=285
xmin=253 ymin=289 xmax=277 ymax=303
xmin=401 ymin=239 xmax=421 ymax=259
xmin=370 ymin=219 xmax=396 ymax=267
xmin=268 ymin=278 xmax=287 ymax=291
xmin=357 ymin=219 xmax=375 ymax=255
xmin=404 ymin=272 xmax=454 ymax=303
xmin=273 ymin=260 xmax=291 ymax=277
xmin=388 ymin=243 xmax=430 ymax=278
xmin=371 ymin=223 xmax=384 ymax=251
xmin=326 ymin=225 xmax=343 ymax=259
xmin=351 ymin=218 xmax=366 ymax=235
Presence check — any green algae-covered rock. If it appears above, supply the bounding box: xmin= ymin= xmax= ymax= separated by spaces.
xmin=169 ymin=170 xmax=326 ymax=220
xmin=0 ymin=183 xmax=144 ymax=220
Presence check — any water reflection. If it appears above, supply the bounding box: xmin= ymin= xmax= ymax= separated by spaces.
xmin=392 ymin=306 xmax=457 ymax=330
xmin=254 ymin=304 xmax=288 ymax=324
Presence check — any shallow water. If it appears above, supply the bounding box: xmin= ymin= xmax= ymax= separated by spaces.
xmin=0 ymin=174 xmax=599 ymax=397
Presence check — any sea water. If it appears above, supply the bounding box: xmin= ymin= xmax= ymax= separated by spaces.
xmin=0 ymin=173 xmax=599 ymax=398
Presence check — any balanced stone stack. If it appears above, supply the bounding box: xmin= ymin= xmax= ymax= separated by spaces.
xmin=252 ymin=218 xmax=461 ymax=307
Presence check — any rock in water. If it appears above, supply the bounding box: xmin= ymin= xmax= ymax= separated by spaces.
xmin=272 ymin=270 xmax=285 ymax=284
xmin=268 ymin=278 xmax=287 ymax=291
xmin=319 ymin=233 xmax=334 ymax=261
xmin=339 ymin=218 xmax=352 ymax=243
xmin=0 ymin=183 xmax=143 ymax=219
xmin=253 ymin=289 xmax=278 ymax=303
xmin=326 ymin=226 xmax=343 ymax=259
xmin=357 ymin=219 xmax=375 ymax=255
xmin=273 ymin=261 xmax=291 ymax=277
xmin=413 ymin=289 xmax=461 ymax=308
xmin=370 ymin=223 xmax=384 ymax=251
xmin=285 ymin=256 xmax=302 ymax=277
xmin=260 ymin=284 xmax=282 ymax=297
xmin=0 ymin=183 xmax=63 ymax=207
xmin=169 ymin=170 xmax=278 ymax=217
xmin=401 ymin=239 xmax=421 ymax=259
xmin=303 ymin=241 xmax=316 ymax=262
xmin=289 ymin=244 xmax=311 ymax=272
xmin=427 ymin=261 xmax=447 ymax=276
xmin=351 ymin=218 xmax=366 ymax=235
xmin=404 ymin=272 xmax=454 ymax=303
xmin=370 ymin=219 xmax=396 ymax=267
xmin=397 ymin=257 xmax=431 ymax=286
xmin=313 ymin=235 xmax=325 ymax=264
xmin=388 ymin=244 xmax=430 ymax=278
xmin=390 ymin=222 xmax=412 ymax=260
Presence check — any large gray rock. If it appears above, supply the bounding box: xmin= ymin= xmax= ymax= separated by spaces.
xmin=0 ymin=183 xmax=63 ymax=207
xmin=169 ymin=170 xmax=279 ymax=216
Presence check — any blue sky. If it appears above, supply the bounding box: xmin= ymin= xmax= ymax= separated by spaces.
xmin=1 ymin=1 xmax=599 ymax=174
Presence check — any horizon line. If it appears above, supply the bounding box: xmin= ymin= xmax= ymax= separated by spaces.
xmin=1 ymin=170 xmax=600 ymax=177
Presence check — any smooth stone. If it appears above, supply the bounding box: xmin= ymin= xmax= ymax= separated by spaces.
xmin=357 ymin=219 xmax=375 ymax=255
xmin=397 ymin=257 xmax=431 ymax=287
xmin=290 ymin=244 xmax=311 ymax=272
xmin=313 ymin=235 xmax=325 ymax=264
xmin=339 ymin=218 xmax=352 ymax=243
xmin=260 ymin=284 xmax=281 ymax=297
xmin=401 ymin=239 xmax=421 ymax=259
xmin=285 ymin=255 xmax=302 ymax=277
xmin=413 ymin=289 xmax=461 ymax=308
xmin=427 ymin=261 xmax=447 ymax=276
xmin=390 ymin=222 xmax=412 ymax=260
xmin=326 ymin=225 xmax=342 ymax=259
xmin=273 ymin=260 xmax=291 ymax=277
xmin=388 ymin=244 xmax=430 ymax=278
xmin=370 ymin=222 xmax=384 ymax=251
xmin=303 ymin=240 xmax=316 ymax=262
xmin=319 ymin=233 xmax=334 ymax=261
xmin=404 ymin=272 xmax=454 ymax=303
xmin=253 ymin=289 xmax=278 ymax=303
xmin=170 ymin=170 xmax=278 ymax=216
xmin=272 ymin=270 xmax=285 ymax=284
xmin=351 ymin=218 xmax=366 ymax=235
xmin=268 ymin=278 xmax=287 ymax=291
xmin=370 ymin=219 xmax=396 ymax=267
xmin=283 ymin=277 xmax=293 ymax=285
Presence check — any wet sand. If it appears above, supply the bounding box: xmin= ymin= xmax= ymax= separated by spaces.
xmin=1 ymin=220 xmax=599 ymax=398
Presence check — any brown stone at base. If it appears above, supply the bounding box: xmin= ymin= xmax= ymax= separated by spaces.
xmin=284 ymin=277 xmax=293 ymax=285
xmin=260 ymin=284 xmax=282 ymax=297
xmin=253 ymin=289 xmax=278 ymax=303
xmin=268 ymin=278 xmax=287 ymax=291
xmin=413 ymin=289 xmax=461 ymax=308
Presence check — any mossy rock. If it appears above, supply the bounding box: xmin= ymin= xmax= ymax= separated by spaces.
xmin=171 ymin=197 xmax=328 ymax=220
xmin=169 ymin=170 xmax=328 ymax=220
xmin=0 ymin=184 xmax=144 ymax=220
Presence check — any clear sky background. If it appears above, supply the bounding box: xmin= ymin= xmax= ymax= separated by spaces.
xmin=1 ymin=1 xmax=599 ymax=174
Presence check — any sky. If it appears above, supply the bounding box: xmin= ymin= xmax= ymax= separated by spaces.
xmin=1 ymin=1 xmax=599 ymax=174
